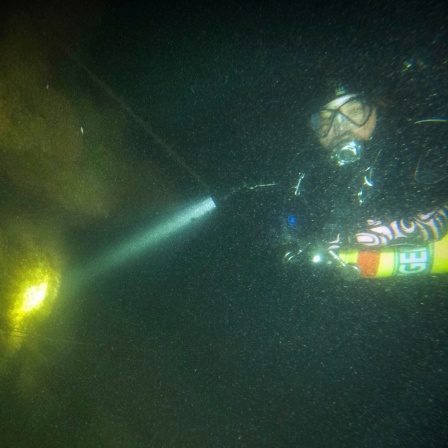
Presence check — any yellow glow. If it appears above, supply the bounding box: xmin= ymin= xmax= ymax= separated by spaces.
xmin=22 ymin=282 xmax=48 ymax=312
xmin=5 ymin=267 xmax=59 ymax=356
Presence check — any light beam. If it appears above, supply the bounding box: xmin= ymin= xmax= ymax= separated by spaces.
xmin=75 ymin=196 xmax=216 ymax=284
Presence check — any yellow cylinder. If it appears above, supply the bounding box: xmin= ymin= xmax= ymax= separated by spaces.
xmin=338 ymin=234 xmax=448 ymax=278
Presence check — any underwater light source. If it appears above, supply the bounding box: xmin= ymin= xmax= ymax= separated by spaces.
xmin=22 ymin=282 xmax=48 ymax=312
xmin=80 ymin=196 xmax=216 ymax=282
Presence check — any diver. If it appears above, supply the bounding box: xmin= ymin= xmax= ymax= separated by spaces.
xmin=282 ymin=77 xmax=448 ymax=278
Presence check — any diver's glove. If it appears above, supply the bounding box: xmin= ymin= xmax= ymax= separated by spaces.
xmin=283 ymin=237 xmax=361 ymax=281
xmin=282 ymin=233 xmax=345 ymax=267
xmin=282 ymin=241 xmax=313 ymax=266
xmin=309 ymin=244 xmax=362 ymax=281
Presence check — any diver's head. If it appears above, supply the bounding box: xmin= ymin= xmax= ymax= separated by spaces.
xmin=310 ymin=81 xmax=377 ymax=165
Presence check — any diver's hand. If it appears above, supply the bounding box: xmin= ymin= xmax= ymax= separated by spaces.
xmin=282 ymin=238 xmax=361 ymax=280
xmin=282 ymin=241 xmax=313 ymax=266
xmin=282 ymin=235 xmax=342 ymax=266
xmin=305 ymin=240 xmax=362 ymax=281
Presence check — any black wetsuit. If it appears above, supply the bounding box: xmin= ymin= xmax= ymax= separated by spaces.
xmin=284 ymin=115 xmax=448 ymax=249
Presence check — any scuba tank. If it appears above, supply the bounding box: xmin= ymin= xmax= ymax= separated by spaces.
xmin=335 ymin=234 xmax=448 ymax=279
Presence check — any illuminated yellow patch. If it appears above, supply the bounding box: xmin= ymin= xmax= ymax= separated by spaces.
xmin=5 ymin=262 xmax=60 ymax=356
xmin=22 ymin=282 xmax=48 ymax=313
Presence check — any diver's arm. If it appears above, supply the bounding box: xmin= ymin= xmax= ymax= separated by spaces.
xmin=353 ymin=202 xmax=448 ymax=247
xmin=353 ymin=120 xmax=448 ymax=248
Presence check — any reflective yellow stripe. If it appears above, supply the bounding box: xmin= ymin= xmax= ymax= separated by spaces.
xmin=431 ymin=234 xmax=448 ymax=274
xmin=375 ymin=251 xmax=396 ymax=277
